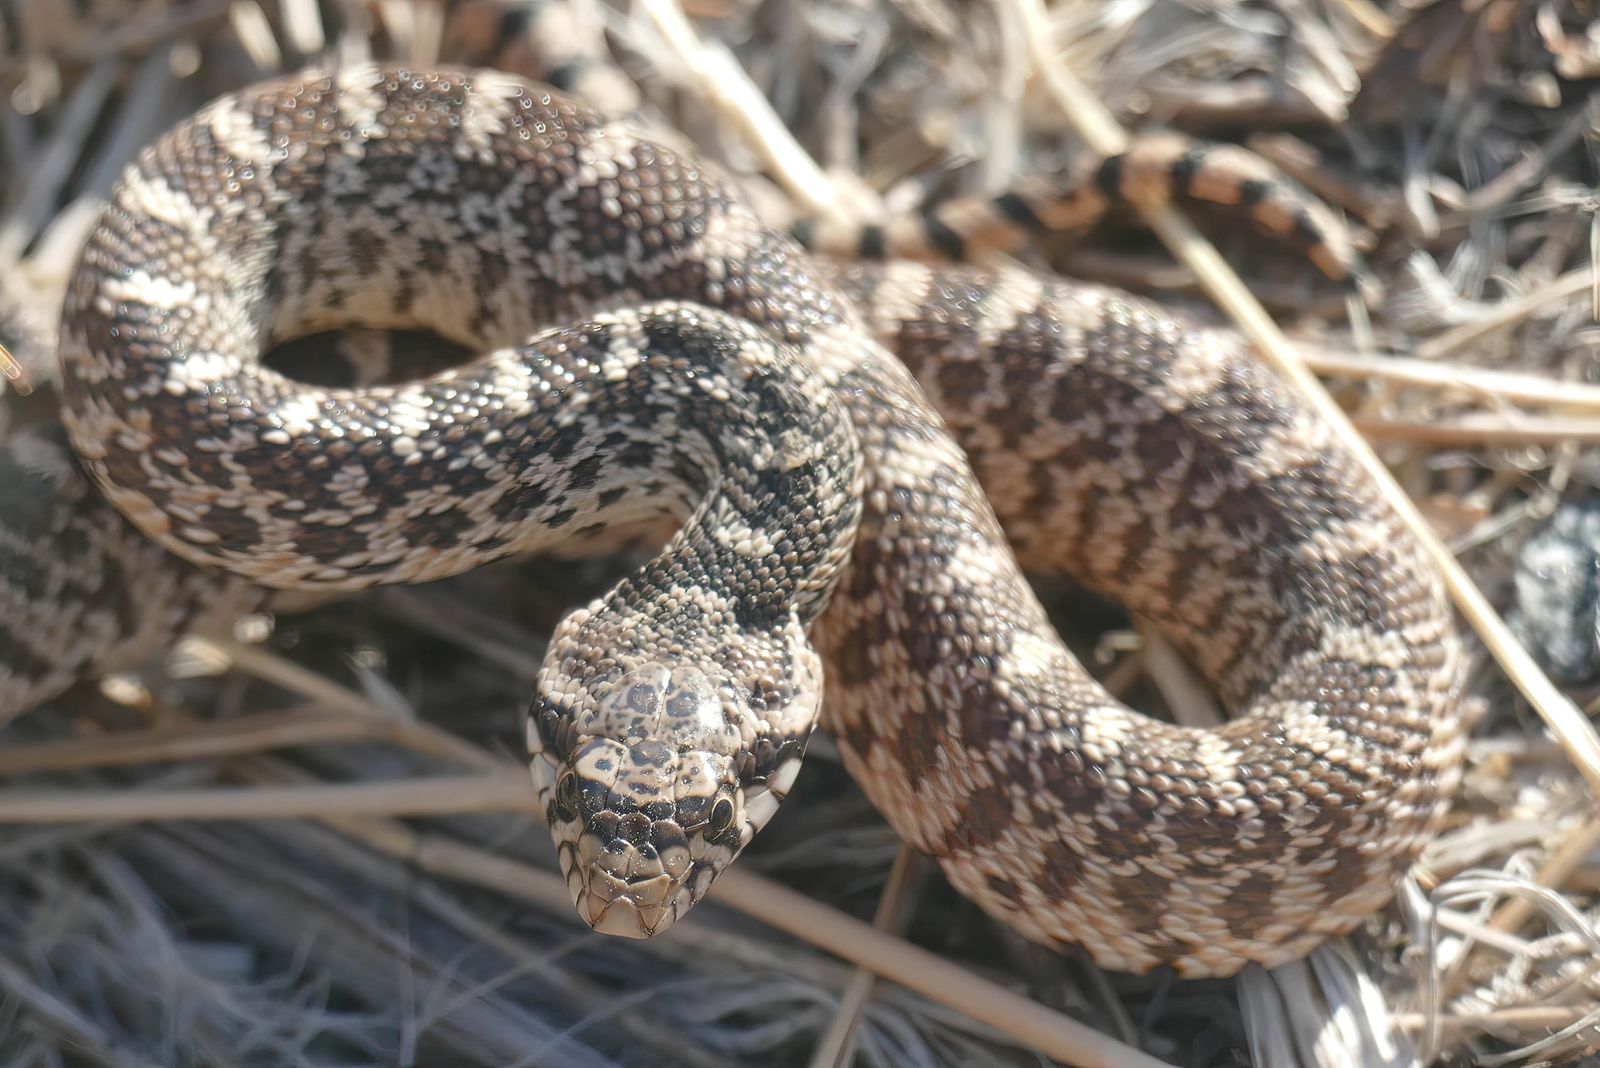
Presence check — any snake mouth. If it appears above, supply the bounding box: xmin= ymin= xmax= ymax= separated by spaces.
xmin=548 ymin=758 xmax=731 ymax=940
xmin=576 ymin=864 xmax=708 ymax=938
xmin=563 ymin=821 xmax=723 ymax=939
xmin=528 ymin=660 xmax=808 ymax=938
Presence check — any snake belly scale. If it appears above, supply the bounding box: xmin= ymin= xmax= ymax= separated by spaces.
xmin=28 ymin=65 xmax=1465 ymax=978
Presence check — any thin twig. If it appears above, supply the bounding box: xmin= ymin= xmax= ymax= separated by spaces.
xmin=227 ymin=1 xmax=284 ymax=72
xmin=1304 ymin=348 xmax=1600 ymax=412
xmin=0 ymin=707 xmax=382 ymax=777
xmin=1354 ymin=413 xmax=1600 ymax=446
xmin=0 ymin=342 xmax=26 ymax=396
xmin=0 ymin=773 xmax=535 ymax=823
xmin=199 ymin=637 xmax=502 ymax=771
xmin=1136 ymin=623 xmax=1222 ymax=727
xmin=1397 ymin=1006 xmax=1600 ymax=1033
xmin=1415 ymin=267 xmax=1596 ymax=361
xmin=279 ymin=0 xmax=326 ymax=56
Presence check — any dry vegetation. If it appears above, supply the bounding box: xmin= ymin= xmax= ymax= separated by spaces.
xmin=2 ymin=0 xmax=1599 ymax=1065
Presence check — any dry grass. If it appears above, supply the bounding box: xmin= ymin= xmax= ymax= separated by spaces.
xmin=3 ymin=1 xmax=1600 ymax=1065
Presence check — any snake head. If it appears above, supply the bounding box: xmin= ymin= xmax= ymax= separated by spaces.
xmin=528 ymin=655 xmax=814 ymax=938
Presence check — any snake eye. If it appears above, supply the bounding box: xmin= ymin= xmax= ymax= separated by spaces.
xmin=707 ymin=796 xmax=736 ymax=838
xmin=552 ymin=772 xmax=580 ymax=822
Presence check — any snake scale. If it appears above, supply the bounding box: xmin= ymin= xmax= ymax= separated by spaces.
xmin=0 ymin=64 xmax=1467 ymax=978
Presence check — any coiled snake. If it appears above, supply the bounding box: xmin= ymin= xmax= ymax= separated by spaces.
xmin=3 ymin=65 xmax=1466 ymax=978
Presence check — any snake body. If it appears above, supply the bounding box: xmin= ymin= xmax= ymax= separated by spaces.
xmin=10 ymin=65 xmax=1466 ymax=977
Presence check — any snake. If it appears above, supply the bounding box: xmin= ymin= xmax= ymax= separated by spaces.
xmin=0 ymin=64 xmax=1467 ymax=979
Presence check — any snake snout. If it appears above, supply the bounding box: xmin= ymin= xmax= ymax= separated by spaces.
xmin=540 ymin=729 xmax=746 ymax=939
xmin=531 ymin=655 xmax=815 ymax=937
xmin=571 ymin=803 xmax=706 ymax=938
